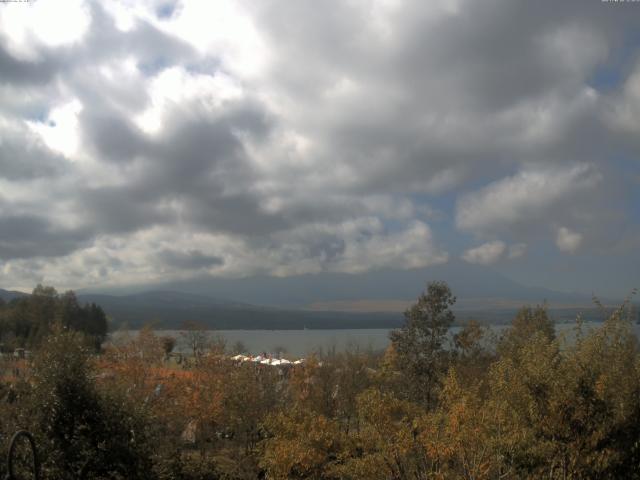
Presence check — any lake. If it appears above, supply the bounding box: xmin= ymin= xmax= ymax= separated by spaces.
xmin=110 ymin=321 xmax=639 ymax=358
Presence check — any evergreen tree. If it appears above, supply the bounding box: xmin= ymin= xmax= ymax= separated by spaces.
xmin=389 ymin=281 xmax=456 ymax=407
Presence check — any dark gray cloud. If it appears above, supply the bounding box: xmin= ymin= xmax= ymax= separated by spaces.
xmin=0 ymin=214 xmax=92 ymax=260
xmin=157 ymin=248 xmax=223 ymax=270
xmin=76 ymin=185 xmax=174 ymax=234
xmin=78 ymin=3 xmax=196 ymax=66
xmin=251 ymin=0 xmax=640 ymax=188
xmin=0 ymin=128 xmax=67 ymax=180
xmin=74 ymin=99 xmax=281 ymax=236
xmin=0 ymin=44 xmax=64 ymax=86
xmin=80 ymin=108 xmax=149 ymax=163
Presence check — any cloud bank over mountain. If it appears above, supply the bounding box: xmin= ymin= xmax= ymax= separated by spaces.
xmin=0 ymin=0 xmax=638 ymax=296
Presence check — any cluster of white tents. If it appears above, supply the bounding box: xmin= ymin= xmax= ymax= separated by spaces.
xmin=230 ymin=354 xmax=305 ymax=366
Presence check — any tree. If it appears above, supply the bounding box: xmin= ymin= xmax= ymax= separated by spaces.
xmin=261 ymin=407 xmax=345 ymax=480
xmin=389 ymin=281 xmax=456 ymax=406
xmin=57 ymin=291 xmax=108 ymax=351
xmin=222 ymin=362 xmax=279 ymax=454
xmin=453 ymin=319 xmax=486 ymax=357
xmin=453 ymin=319 xmax=495 ymax=388
xmin=419 ymin=370 xmax=497 ymax=480
xmin=25 ymin=329 xmax=155 ymax=479
xmin=181 ymin=321 xmax=209 ymax=363
xmin=160 ymin=336 xmax=177 ymax=358
xmin=472 ymin=302 xmax=640 ymax=479
xmin=0 ymin=286 xmax=107 ymax=350
xmin=497 ymin=305 xmax=555 ymax=361
xmin=32 ymin=284 xmax=57 ymax=298
xmin=230 ymin=340 xmax=248 ymax=355
xmin=272 ymin=345 xmax=288 ymax=358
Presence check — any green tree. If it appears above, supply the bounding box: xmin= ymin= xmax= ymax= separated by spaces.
xmin=24 ymin=329 xmax=155 ymax=479
xmin=481 ymin=303 xmax=640 ymax=479
xmin=497 ymin=305 xmax=555 ymax=361
xmin=1 ymin=286 xmax=108 ymax=350
xmin=453 ymin=319 xmax=494 ymax=388
xmin=389 ymin=281 xmax=456 ymax=406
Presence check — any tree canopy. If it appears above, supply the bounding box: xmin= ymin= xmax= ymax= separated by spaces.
xmin=0 ymin=285 xmax=108 ymax=350
xmin=389 ymin=281 xmax=456 ymax=406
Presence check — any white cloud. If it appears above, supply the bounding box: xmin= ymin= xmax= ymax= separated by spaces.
xmin=607 ymin=60 xmax=640 ymax=134
xmin=556 ymin=226 xmax=582 ymax=253
xmin=27 ymin=99 xmax=83 ymax=158
xmin=161 ymin=0 xmax=269 ymax=77
xmin=0 ymin=0 xmax=90 ymax=60
xmin=334 ymin=220 xmax=448 ymax=274
xmin=0 ymin=219 xmax=449 ymax=290
xmin=456 ymin=164 xmax=602 ymax=234
xmin=135 ymin=67 xmax=244 ymax=134
xmin=265 ymin=218 xmax=448 ymax=276
xmin=462 ymin=241 xmax=506 ymax=265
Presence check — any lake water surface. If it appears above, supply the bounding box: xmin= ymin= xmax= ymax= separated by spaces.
xmin=111 ymin=321 xmax=640 ymax=358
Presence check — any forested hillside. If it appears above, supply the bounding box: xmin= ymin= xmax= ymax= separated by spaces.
xmin=0 ymin=285 xmax=108 ymax=350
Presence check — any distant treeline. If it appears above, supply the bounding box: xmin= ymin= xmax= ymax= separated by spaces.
xmin=109 ymin=307 xmax=405 ymax=330
xmin=0 ymin=284 xmax=107 ymax=350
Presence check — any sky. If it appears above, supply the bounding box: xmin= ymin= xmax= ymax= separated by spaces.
xmin=0 ymin=0 xmax=639 ymax=297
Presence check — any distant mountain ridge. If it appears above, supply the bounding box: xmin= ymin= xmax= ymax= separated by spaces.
xmin=0 ymin=288 xmax=28 ymax=302
xmin=79 ymin=290 xmax=256 ymax=310
xmin=68 ymin=289 xmax=632 ymax=329
xmin=106 ymin=260 xmax=608 ymax=308
xmin=4 ymin=262 xmax=632 ymax=329
xmin=76 ymin=290 xmax=402 ymax=330
xmin=2 ymin=288 xmax=401 ymax=329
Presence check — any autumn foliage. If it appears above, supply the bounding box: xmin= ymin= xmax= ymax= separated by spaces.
xmin=1 ymin=283 xmax=639 ymax=479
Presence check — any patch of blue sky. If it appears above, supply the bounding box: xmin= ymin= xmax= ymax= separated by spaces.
xmin=588 ymin=31 xmax=640 ymax=92
xmin=407 ymin=192 xmax=454 ymax=219
xmin=137 ymin=57 xmax=170 ymax=76
xmin=396 ymin=196 xmax=471 ymax=253
xmin=602 ymin=155 xmax=640 ymax=222
xmin=24 ymin=108 xmax=49 ymax=124
xmin=185 ymin=58 xmax=222 ymax=76
xmin=156 ymin=2 xmax=177 ymax=19
xmin=627 ymin=175 xmax=640 ymax=223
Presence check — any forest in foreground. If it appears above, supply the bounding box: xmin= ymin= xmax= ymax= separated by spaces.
xmin=1 ymin=282 xmax=639 ymax=479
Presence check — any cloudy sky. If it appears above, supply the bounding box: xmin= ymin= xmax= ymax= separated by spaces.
xmin=0 ymin=0 xmax=639 ymax=297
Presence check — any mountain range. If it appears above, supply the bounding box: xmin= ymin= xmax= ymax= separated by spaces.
xmin=3 ymin=261 xmax=631 ymax=329
xmin=84 ymin=260 xmax=606 ymax=309
xmin=0 ymin=288 xmax=28 ymax=302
